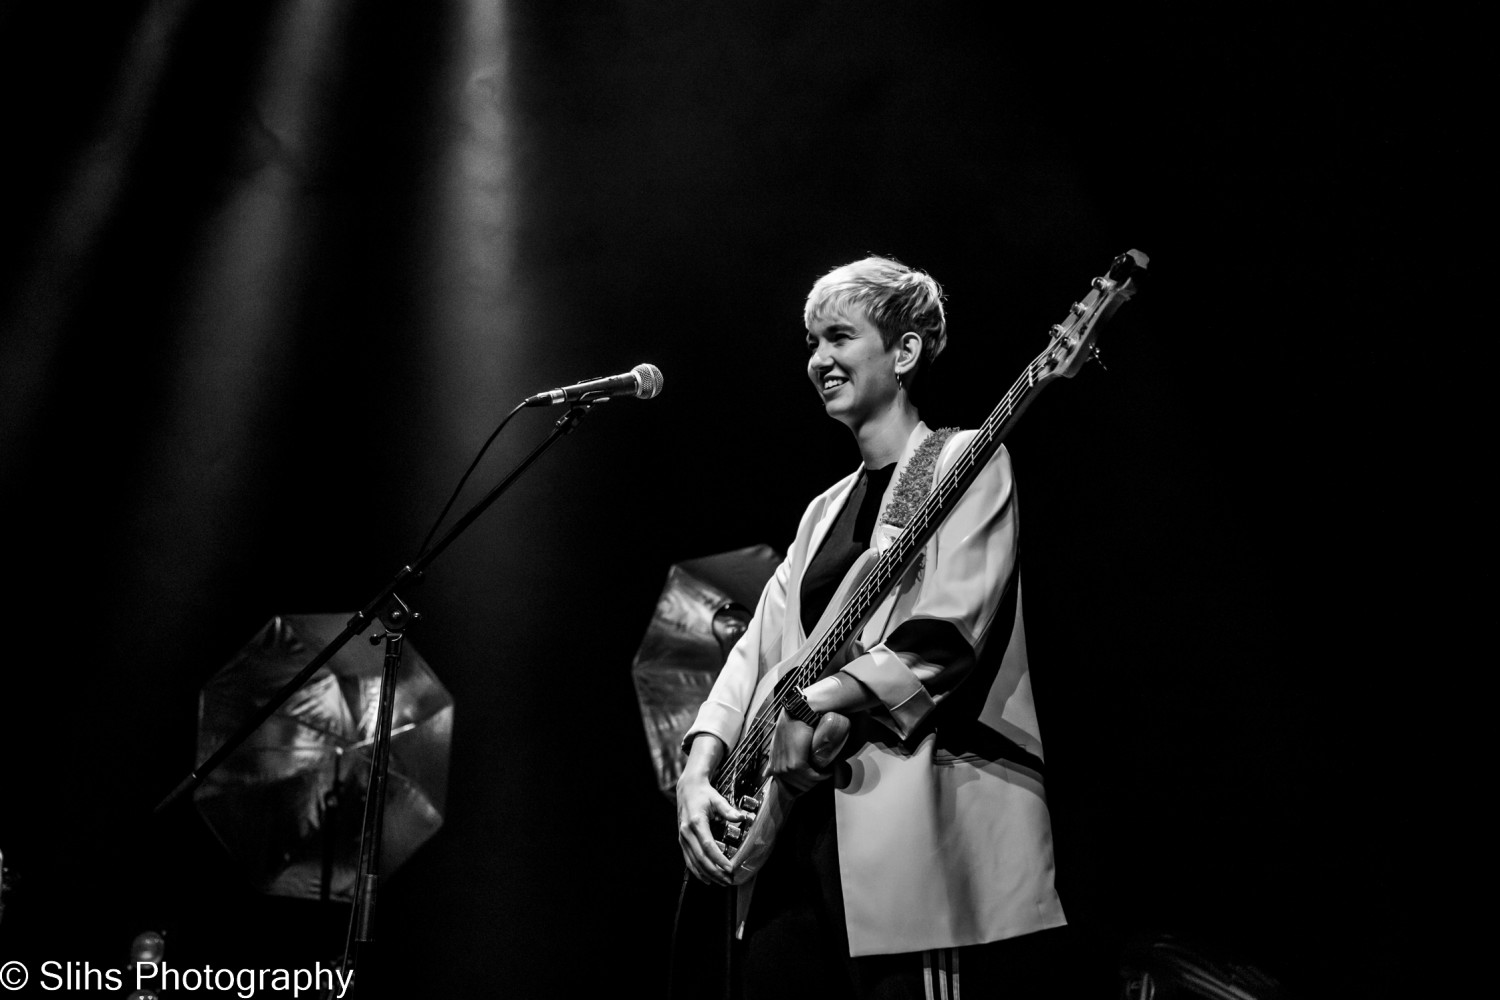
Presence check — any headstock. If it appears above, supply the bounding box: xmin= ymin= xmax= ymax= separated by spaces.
xmin=1040 ymin=249 xmax=1148 ymax=380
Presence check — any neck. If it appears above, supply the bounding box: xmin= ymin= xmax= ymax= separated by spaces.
xmin=848 ymin=398 xmax=921 ymax=469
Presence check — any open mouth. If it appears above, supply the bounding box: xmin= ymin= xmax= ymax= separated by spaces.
xmin=821 ymin=375 xmax=849 ymax=393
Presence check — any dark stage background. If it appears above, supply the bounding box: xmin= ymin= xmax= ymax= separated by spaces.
xmin=0 ymin=3 xmax=1465 ymax=997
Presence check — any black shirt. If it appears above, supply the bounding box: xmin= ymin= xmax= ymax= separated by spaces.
xmin=799 ymin=463 xmax=897 ymax=635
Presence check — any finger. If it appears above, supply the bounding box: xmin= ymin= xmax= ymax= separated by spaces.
xmin=677 ymin=810 xmax=724 ymax=881
xmin=811 ymin=712 xmax=851 ymax=769
xmin=678 ymin=829 xmax=712 ymax=883
xmin=694 ymin=815 xmax=732 ymax=868
xmin=680 ymin=845 xmax=712 ymax=884
xmin=709 ymin=791 xmax=745 ymax=825
xmin=770 ymin=719 xmax=814 ymax=775
xmin=680 ymin=828 xmax=728 ymax=885
xmin=689 ymin=815 xmax=735 ymax=884
xmin=687 ymin=856 xmax=724 ymax=886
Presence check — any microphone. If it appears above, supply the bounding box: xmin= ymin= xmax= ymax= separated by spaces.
xmin=523 ymin=363 xmax=663 ymax=407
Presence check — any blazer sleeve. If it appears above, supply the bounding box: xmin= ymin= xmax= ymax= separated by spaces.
xmin=680 ymin=551 xmax=792 ymax=756
xmin=841 ymin=438 xmax=1017 ymax=740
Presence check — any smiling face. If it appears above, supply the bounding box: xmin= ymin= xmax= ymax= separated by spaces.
xmin=801 ymin=258 xmax=948 ymax=426
xmin=805 ymin=306 xmax=907 ymax=429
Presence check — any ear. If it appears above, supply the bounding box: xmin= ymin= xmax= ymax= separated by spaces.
xmin=893 ymin=332 xmax=923 ymax=377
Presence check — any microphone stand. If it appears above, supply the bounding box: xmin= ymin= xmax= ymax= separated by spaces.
xmin=153 ymin=399 xmax=606 ymax=996
xmin=341 ymin=592 xmax=414 ymax=991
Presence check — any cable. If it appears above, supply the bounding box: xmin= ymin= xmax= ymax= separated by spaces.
xmin=415 ymin=400 xmax=528 ymax=557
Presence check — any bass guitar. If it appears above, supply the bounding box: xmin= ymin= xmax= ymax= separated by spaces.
xmin=713 ymin=249 xmax=1148 ymax=882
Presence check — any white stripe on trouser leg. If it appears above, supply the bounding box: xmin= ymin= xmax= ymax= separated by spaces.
xmin=922 ymin=949 xmax=959 ymax=1000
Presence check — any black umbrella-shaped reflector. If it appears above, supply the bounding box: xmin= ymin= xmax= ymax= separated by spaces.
xmin=195 ymin=613 xmax=453 ymax=901
xmin=632 ymin=545 xmax=781 ymax=796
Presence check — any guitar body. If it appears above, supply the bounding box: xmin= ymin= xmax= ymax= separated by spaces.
xmin=717 ymin=771 xmax=788 ymax=884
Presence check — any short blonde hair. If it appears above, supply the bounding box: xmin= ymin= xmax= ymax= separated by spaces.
xmin=803 ymin=257 xmax=948 ymax=376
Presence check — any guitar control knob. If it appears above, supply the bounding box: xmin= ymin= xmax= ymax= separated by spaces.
xmin=737 ymin=795 xmax=762 ymax=813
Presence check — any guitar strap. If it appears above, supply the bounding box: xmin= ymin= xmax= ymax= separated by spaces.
xmin=873 ymin=426 xmax=958 ymax=590
xmin=881 ymin=426 xmax=957 ymax=529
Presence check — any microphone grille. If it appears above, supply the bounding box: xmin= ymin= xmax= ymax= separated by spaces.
xmin=632 ymin=363 xmax=664 ymax=399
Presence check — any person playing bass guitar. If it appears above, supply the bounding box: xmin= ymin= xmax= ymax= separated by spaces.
xmin=677 ymin=257 xmax=1069 ymax=1000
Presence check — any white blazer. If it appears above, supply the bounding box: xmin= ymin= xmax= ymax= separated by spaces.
xmin=686 ymin=423 xmax=1066 ymax=956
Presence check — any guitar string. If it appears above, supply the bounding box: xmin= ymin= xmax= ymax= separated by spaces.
xmin=712 ymin=279 xmax=1124 ymax=797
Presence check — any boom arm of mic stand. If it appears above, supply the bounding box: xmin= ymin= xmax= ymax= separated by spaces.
xmin=153 ymin=400 xmax=603 ymax=816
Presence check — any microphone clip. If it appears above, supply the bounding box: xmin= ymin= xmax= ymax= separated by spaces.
xmin=555 ymin=396 xmax=607 ymax=431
